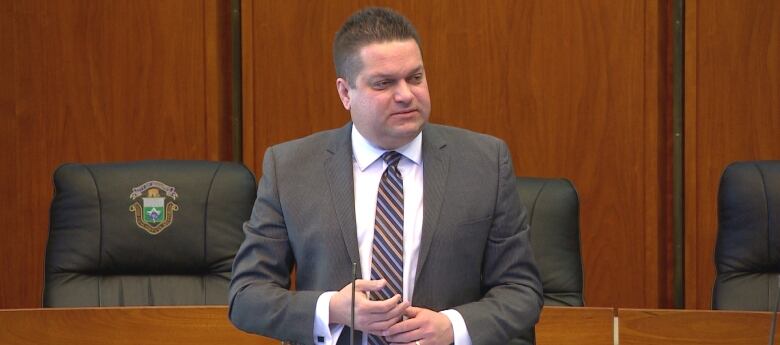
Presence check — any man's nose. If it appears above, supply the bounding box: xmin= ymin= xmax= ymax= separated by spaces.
xmin=393 ymin=81 xmax=414 ymax=103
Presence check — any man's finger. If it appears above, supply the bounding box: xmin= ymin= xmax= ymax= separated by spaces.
xmin=403 ymin=306 xmax=423 ymax=318
xmin=387 ymin=299 xmax=410 ymax=318
xmin=368 ymin=299 xmax=409 ymax=321
xmin=358 ymin=294 xmax=406 ymax=314
xmin=383 ymin=316 xmax=422 ymax=338
xmin=353 ymin=279 xmax=387 ymax=292
xmin=363 ymin=313 xmax=404 ymax=333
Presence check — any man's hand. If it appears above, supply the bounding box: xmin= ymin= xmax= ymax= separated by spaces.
xmin=329 ymin=279 xmax=410 ymax=335
xmin=383 ymin=306 xmax=454 ymax=345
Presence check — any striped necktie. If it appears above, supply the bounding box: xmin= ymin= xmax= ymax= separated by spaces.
xmin=368 ymin=151 xmax=404 ymax=345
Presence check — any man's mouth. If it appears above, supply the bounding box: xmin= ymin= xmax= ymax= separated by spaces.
xmin=391 ymin=109 xmax=417 ymax=116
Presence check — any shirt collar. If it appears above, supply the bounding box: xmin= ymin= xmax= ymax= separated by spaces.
xmin=351 ymin=125 xmax=423 ymax=172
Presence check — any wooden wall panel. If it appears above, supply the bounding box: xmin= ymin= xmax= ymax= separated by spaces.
xmin=243 ymin=0 xmax=671 ymax=308
xmin=685 ymin=0 xmax=780 ymax=309
xmin=0 ymin=0 xmax=233 ymax=308
xmin=0 ymin=0 xmax=21 ymax=311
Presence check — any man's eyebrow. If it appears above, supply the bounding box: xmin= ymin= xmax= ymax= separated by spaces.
xmin=367 ymin=73 xmax=395 ymax=80
xmin=408 ymin=66 xmax=424 ymax=74
xmin=367 ymin=66 xmax=425 ymax=80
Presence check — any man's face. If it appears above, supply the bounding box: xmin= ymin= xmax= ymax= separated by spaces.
xmin=336 ymin=39 xmax=431 ymax=150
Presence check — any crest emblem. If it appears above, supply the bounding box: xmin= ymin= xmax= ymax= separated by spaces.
xmin=129 ymin=181 xmax=179 ymax=235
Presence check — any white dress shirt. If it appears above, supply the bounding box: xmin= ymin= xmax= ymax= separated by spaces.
xmin=313 ymin=125 xmax=471 ymax=345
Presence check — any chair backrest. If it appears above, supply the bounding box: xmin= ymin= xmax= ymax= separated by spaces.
xmin=517 ymin=177 xmax=585 ymax=306
xmin=713 ymin=160 xmax=780 ymax=311
xmin=44 ymin=160 xmax=256 ymax=307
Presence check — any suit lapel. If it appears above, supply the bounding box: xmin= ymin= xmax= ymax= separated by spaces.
xmin=324 ymin=123 xmax=362 ymax=273
xmin=416 ymin=125 xmax=449 ymax=281
xmin=322 ymin=123 xmax=449 ymax=288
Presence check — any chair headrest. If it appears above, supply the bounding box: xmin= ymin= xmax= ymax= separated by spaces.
xmin=46 ymin=160 xmax=256 ymax=275
xmin=716 ymin=160 xmax=780 ymax=274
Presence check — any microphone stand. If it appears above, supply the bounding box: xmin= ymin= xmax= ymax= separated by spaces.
xmin=351 ymin=262 xmax=357 ymax=345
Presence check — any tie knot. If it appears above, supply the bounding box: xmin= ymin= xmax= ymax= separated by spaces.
xmin=382 ymin=151 xmax=402 ymax=167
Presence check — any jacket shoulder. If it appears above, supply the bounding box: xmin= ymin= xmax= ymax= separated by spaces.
xmin=425 ymin=123 xmax=507 ymax=154
xmin=266 ymin=125 xmax=348 ymax=163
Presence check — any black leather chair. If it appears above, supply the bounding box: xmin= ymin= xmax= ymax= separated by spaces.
xmin=44 ymin=160 xmax=255 ymax=307
xmin=713 ymin=160 xmax=780 ymax=311
xmin=518 ymin=176 xmax=585 ymax=307
xmin=515 ymin=177 xmax=584 ymax=344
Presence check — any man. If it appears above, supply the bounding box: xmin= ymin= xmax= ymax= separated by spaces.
xmin=229 ymin=7 xmax=542 ymax=345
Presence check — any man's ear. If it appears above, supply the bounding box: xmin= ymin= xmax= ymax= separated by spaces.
xmin=336 ymin=78 xmax=351 ymax=110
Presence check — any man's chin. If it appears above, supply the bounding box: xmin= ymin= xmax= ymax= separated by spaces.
xmin=394 ymin=121 xmax=424 ymax=136
xmin=372 ymin=128 xmax=422 ymax=149
xmin=389 ymin=115 xmax=425 ymax=129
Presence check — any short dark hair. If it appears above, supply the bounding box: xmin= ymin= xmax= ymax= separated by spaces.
xmin=333 ymin=7 xmax=422 ymax=87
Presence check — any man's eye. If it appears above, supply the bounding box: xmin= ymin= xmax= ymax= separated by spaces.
xmin=374 ymin=80 xmax=392 ymax=89
xmin=409 ymin=74 xmax=423 ymax=84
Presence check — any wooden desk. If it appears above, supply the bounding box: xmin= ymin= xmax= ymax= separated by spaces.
xmin=0 ymin=305 xmax=612 ymax=345
xmin=4 ymin=305 xmax=777 ymax=345
xmin=0 ymin=306 xmax=274 ymax=345
xmin=619 ymin=308 xmax=780 ymax=345
xmin=536 ymin=306 xmax=615 ymax=345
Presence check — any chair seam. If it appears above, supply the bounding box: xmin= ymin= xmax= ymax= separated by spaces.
xmin=565 ymin=178 xmax=586 ymax=305
xmin=84 ymin=165 xmax=103 ymax=306
xmin=43 ymin=167 xmax=60 ymax=306
xmin=756 ymin=163 xmax=772 ymax=307
xmin=527 ymin=180 xmax=545 ymax=227
xmin=203 ymin=162 xmax=224 ymax=303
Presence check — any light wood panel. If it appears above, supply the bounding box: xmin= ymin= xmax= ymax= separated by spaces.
xmin=242 ymin=0 xmax=672 ymax=308
xmin=0 ymin=0 xmax=19 ymax=310
xmin=0 ymin=306 xmax=273 ymax=345
xmin=0 ymin=305 xmax=612 ymax=345
xmin=0 ymin=0 xmax=233 ymax=308
xmin=620 ymin=308 xmax=780 ymax=345
xmin=536 ymin=307 xmax=614 ymax=345
xmin=684 ymin=0 xmax=780 ymax=309
xmin=7 ymin=306 xmax=780 ymax=344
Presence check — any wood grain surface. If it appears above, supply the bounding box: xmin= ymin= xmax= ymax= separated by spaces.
xmin=620 ymin=308 xmax=780 ymax=345
xmin=536 ymin=306 xmax=614 ymax=345
xmin=0 ymin=0 xmax=233 ymax=308
xmin=0 ymin=306 xmax=273 ymax=345
xmin=0 ymin=305 xmax=611 ymax=345
xmin=684 ymin=0 xmax=780 ymax=309
xmin=5 ymin=305 xmax=779 ymax=345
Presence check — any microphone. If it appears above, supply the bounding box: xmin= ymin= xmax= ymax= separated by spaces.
xmin=769 ymin=274 xmax=780 ymax=345
xmin=351 ymin=262 xmax=357 ymax=345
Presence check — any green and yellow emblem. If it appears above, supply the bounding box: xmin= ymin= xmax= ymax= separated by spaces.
xmin=129 ymin=181 xmax=179 ymax=235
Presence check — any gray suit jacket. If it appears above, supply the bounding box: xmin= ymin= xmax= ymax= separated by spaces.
xmin=229 ymin=123 xmax=543 ymax=345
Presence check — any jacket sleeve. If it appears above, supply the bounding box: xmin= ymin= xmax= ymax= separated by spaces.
xmin=454 ymin=140 xmax=544 ymax=344
xmin=228 ymin=146 xmax=322 ymax=345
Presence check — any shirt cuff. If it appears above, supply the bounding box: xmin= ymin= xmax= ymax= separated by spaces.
xmin=314 ymin=291 xmax=344 ymax=345
xmin=440 ymin=309 xmax=472 ymax=345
